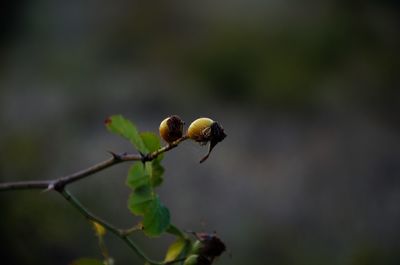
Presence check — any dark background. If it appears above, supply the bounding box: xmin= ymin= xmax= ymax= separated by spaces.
xmin=1 ymin=1 xmax=399 ymax=264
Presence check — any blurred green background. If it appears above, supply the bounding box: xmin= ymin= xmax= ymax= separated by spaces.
xmin=1 ymin=0 xmax=399 ymax=264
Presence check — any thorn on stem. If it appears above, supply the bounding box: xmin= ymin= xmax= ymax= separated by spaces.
xmin=42 ymin=182 xmax=55 ymax=193
xmin=107 ymin=151 xmax=121 ymax=161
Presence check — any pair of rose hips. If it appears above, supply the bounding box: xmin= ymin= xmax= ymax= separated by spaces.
xmin=159 ymin=115 xmax=226 ymax=163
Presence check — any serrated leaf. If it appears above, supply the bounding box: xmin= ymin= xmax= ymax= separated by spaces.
xmin=145 ymin=161 xmax=164 ymax=188
xmin=143 ymin=197 xmax=170 ymax=237
xmin=140 ymin=132 xmax=161 ymax=152
xmin=141 ymin=132 xmax=164 ymax=161
xmin=70 ymin=258 xmax=104 ymax=265
xmin=128 ymin=186 xmax=154 ymax=216
xmin=126 ymin=162 xmax=149 ymax=189
xmin=105 ymin=115 xmax=147 ymax=153
xmin=150 ymin=160 xmax=164 ymax=187
xmin=164 ymin=238 xmax=187 ymax=262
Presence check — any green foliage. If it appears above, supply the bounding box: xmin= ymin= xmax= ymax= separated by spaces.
xmin=106 ymin=115 xmax=170 ymax=237
xmin=127 ymin=185 xmax=153 ymax=215
xmin=146 ymin=161 xmax=164 ymax=187
xmin=126 ymin=162 xmax=150 ymax=189
xmin=141 ymin=132 xmax=165 ymax=186
xmin=167 ymin=224 xmax=187 ymax=239
xmin=140 ymin=132 xmax=163 ymax=160
xmin=105 ymin=115 xmax=148 ymax=153
xmin=164 ymin=238 xmax=187 ymax=262
xmin=142 ymin=197 xmax=170 ymax=237
xmin=126 ymin=163 xmax=170 ymax=236
xmin=183 ymin=255 xmax=199 ymax=265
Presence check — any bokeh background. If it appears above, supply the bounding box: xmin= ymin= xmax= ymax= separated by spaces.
xmin=1 ymin=1 xmax=399 ymax=264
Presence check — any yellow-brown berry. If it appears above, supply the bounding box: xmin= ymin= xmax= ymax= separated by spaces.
xmin=159 ymin=115 xmax=184 ymax=143
xmin=187 ymin=117 xmax=227 ymax=163
xmin=187 ymin=118 xmax=214 ymax=142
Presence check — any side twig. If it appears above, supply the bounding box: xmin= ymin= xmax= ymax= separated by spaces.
xmin=61 ymin=188 xmax=163 ymax=265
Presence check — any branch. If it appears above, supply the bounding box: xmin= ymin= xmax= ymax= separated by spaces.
xmin=0 ymin=136 xmax=189 ymax=265
xmin=0 ymin=136 xmax=188 ymax=192
xmin=0 ymin=180 xmax=51 ymax=190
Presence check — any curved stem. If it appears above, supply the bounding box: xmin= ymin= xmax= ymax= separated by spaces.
xmin=122 ymin=237 xmax=163 ymax=265
xmin=61 ymin=188 xmax=164 ymax=265
xmin=60 ymin=189 xmax=121 ymax=235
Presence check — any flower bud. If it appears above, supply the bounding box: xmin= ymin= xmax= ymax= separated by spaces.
xmin=195 ymin=233 xmax=226 ymax=258
xmin=159 ymin=115 xmax=184 ymax=143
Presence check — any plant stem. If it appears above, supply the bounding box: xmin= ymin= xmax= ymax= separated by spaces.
xmin=0 ymin=136 xmax=190 ymax=264
xmin=0 ymin=180 xmax=51 ymax=190
xmin=60 ymin=188 xmax=120 ymax=235
xmin=61 ymin=188 xmax=164 ymax=265
xmin=0 ymin=137 xmax=188 ymax=192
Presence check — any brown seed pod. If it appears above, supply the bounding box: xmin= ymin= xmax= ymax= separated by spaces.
xmin=159 ymin=115 xmax=185 ymax=143
xmin=187 ymin=118 xmax=226 ymax=163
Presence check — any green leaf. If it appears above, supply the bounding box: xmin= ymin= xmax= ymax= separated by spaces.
xmin=128 ymin=186 xmax=154 ymax=216
xmin=167 ymin=224 xmax=187 ymax=239
xmin=126 ymin=162 xmax=149 ymax=189
xmin=105 ymin=115 xmax=147 ymax=153
xmin=180 ymin=241 xmax=194 ymax=263
xmin=141 ymin=132 xmax=165 ymax=186
xmin=141 ymin=132 xmax=161 ymax=152
xmin=145 ymin=161 xmax=164 ymax=187
xmin=70 ymin=258 xmax=104 ymax=265
xmin=164 ymin=238 xmax=187 ymax=262
xmin=151 ymin=160 xmax=164 ymax=187
xmin=143 ymin=197 xmax=170 ymax=237
xmin=141 ymin=132 xmax=164 ymax=161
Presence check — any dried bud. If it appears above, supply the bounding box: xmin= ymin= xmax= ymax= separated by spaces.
xmin=187 ymin=118 xmax=227 ymax=163
xmin=194 ymin=232 xmax=226 ymax=258
xmin=159 ymin=115 xmax=185 ymax=143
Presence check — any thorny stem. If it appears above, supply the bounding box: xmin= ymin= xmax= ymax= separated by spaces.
xmin=0 ymin=136 xmax=188 ymax=192
xmin=0 ymin=137 xmax=189 ymax=265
